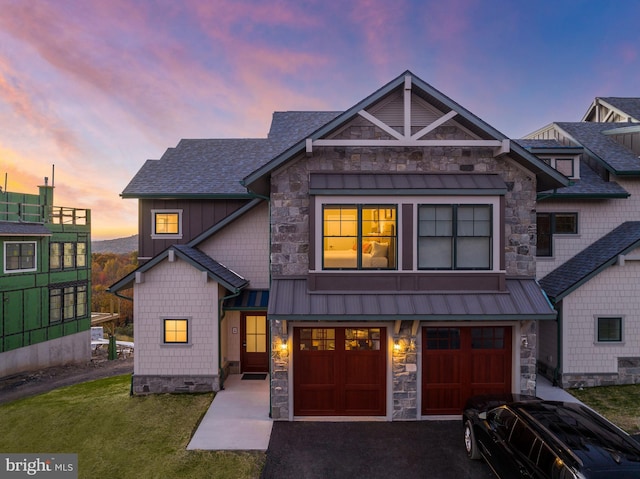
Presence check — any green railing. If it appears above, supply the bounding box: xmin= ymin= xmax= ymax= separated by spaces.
xmin=0 ymin=201 xmax=89 ymax=225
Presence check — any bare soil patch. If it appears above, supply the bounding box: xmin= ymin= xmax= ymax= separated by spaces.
xmin=0 ymin=348 xmax=133 ymax=405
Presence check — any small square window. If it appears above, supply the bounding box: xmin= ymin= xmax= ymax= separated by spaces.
xmin=164 ymin=319 xmax=188 ymax=343
xmin=597 ymin=317 xmax=622 ymax=342
xmin=152 ymin=210 xmax=183 ymax=239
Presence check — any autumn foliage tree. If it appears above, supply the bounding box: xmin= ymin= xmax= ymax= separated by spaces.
xmin=91 ymin=252 xmax=137 ymax=327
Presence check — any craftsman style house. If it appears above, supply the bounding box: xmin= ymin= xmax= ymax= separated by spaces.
xmin=110 ymin=71 xmax=569 ymax=419
xmin=0 ymin=180 xmax=91 ymax=377
xmin=524 ymin=98 xmax=640 ymax=388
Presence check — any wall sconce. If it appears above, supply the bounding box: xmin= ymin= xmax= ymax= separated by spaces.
xmin=521 ymin=336 xmax=528 ymax=348
xmin=280 ymin=341 xmax=288 ymax=351
xmin=393 ymin=340 xmax=401 ymax=352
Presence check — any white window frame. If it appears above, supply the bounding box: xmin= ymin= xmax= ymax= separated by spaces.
xmin=4 ymin=241 xmax=37 ymax=274
xmin=151 ymin=209 xmax=183 ymax=239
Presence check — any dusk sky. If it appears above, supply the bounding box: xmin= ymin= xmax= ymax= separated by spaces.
xmin=1 ymin=1 xmax=638 ymax=240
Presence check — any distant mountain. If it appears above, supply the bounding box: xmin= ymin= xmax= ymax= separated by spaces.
xmin=92 ymin=235 xmax=138 ymax=254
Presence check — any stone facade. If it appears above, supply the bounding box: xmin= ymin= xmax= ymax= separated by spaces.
xmin=268 ymin=119 xmax=540 ymax=420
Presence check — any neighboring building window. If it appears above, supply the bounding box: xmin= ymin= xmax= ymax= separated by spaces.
xmin=49 ymin=283 xmax=88 ymax=323
xmin=50 ymin=243 xmax=62 ymax=270
xmin=322 ymin=205 xmax=397 ymax=269
xmin=536 ymin=213 xmax=578 ymax=257
xmin=597 ymin=317 xmax=622 ymax=343
xmin=418 ymin=204 xmax=492 ymax=270
xmin=164 ymin=318 xmax=188 ymax=343
xmin=50 ymin=242 xmax=88 ymax=270
xmin=76 ymin=242 xmax=87 ymax=268
xmin=4 ymin=241 xmax=37 ymax=273
xmin=152 ymin=210 xmax=183 ymax=239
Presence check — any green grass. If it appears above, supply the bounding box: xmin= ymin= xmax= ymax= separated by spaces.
xmin=570 ymin=383 xmax=640 ymax=434
xmin=0 ymin=375 xmax=265 ymax=479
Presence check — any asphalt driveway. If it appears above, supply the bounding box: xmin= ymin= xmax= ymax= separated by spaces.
xmin=261 ymin=420 xmax=494 ymax=479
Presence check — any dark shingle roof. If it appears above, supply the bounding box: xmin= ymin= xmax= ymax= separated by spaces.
xmin=0 ymin=222 xmax=51 ymax=236
xmin=172 ymin=244 xmax=248 ymax=289
xmin=598 ymin=97 xmax=640 ymax=121
xmin=538 ymin=160 xmax=628 ymax=198
xmin=540 ymin=222 xmax=640 ymax=301
xmin=556 ymin=122 xmax=640 ymax=174
xmin=121 ymin=111 xmax=341 ymax=198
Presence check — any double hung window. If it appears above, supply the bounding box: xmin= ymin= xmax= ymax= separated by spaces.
xmin=418 ymin=204 xmax=492 ymax=269
xmin=322 ymin=205 xmax=396 ymax=269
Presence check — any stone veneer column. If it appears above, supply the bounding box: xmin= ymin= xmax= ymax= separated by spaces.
xmin=392 ymin=321 xmax=418 ymax=420
xmin=520 ymin=320 xmax=537 ymax=396
xmin=270 ymin=320 xmax=289 ymax=420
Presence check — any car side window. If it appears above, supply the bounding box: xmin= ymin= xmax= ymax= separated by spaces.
xmin=488 ymin=407 xmax=517 ymax=440
xmin=509 ymin=419 xmax=537 ymax=457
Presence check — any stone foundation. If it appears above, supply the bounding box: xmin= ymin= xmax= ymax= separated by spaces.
xmin=132 ymin=374 xmax=220 ymax=395
xmin=559 ymin=357 xmax=640 ymax=389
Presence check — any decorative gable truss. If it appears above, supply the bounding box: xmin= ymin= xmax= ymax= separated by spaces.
xmin=305 ymin=75 xmax=510 ymax=157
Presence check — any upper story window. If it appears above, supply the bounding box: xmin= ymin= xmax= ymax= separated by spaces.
xmin=4 ymin=241 xmax=37 ymax=273
xmin=50 ymin=242 xmax=88 ymax=270
xmin=536 ymin=212 xmax=578 ymax=257
xmin=322 ymin=205 xmax=397 ymax=270
xmin=418 ymin=204 xmax=492 ymax=270
xmin=541 ymin=157 xmax=580 ymax=179
xmin=152 ymin=209 xmax=183 ymax=239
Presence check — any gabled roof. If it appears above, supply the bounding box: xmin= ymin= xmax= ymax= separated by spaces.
xmin=108 ymin=244 xmax=248 ymax=294
xmin=121 ymin=112 xmax=340 ymax=198
xmin=0 ymin=222 xmax=52 ymax=236
xmin=268 ymin=278 xmax=556 ymax=320
xmin=540 ymin=222 xmax=640 ymax=302
xmin=555 ymin=122 xmax=640 ymax=175
xmin=582 ymin=97 xmax=640 ymax=123
xmin=242 ymin=70 xmax=568 ymax=195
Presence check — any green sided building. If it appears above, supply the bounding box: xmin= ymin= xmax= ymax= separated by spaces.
xmin=0 ymin=179 xmax=91 ymax=377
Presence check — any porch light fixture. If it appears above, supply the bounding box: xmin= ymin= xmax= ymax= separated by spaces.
xmin=393 ymin=340 xmax=401 ymax=352
xmin=280 ymin=341 xmax=288 ymax=351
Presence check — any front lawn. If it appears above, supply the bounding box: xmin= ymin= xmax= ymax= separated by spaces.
xmin=570 ymin=383 xmax=640 ymax=434
xmin=0 ymin=375 xmax=264 ymax=478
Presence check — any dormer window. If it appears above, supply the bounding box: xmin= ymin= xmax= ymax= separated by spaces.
xmin=541 ymin=157 xmax=580 ymax=179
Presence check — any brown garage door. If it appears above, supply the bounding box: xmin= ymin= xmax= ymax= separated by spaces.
xmin=422 ymin=326 xmax=512 ymax=415
xmin=293 ymin=327 xmax=386 ymax=416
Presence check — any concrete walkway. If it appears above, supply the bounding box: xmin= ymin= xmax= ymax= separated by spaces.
xmin=187 ymin=373 xmax=272 ymax=451
xmin=536 ymin=374 xmax=584 ymax=404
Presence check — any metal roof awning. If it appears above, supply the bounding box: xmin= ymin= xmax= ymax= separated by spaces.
xmin=268 ymin=278 xmax=556 ymax=321
xmin=309 ymin=173 xmax=507 ymax=196
xmin=0 ymin=222 xmax=51 ymax=236
xmin=225 ymin=289 xmax=269 ymax=310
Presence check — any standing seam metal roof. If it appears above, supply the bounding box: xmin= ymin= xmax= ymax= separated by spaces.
xmin=268 ymin=278 xmax=555 ymax=320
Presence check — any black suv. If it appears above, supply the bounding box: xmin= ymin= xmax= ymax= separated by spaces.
xmin=463 ymin=395 xmax=640 ymax=478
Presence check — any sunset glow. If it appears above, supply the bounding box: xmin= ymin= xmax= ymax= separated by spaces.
xmin=0 ymin=0 xmax=638 ymax=239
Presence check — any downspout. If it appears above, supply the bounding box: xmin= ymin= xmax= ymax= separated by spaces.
xmin=553 ymin=301 xmax=562 ymax=387
xmin=218 ymin=289 xmax=242 ymax=390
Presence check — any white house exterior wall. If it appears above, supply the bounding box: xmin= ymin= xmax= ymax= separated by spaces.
xmin=132 ymin=256 xmax=221 ymax=394
xmin=537 ymin=177 xmax=640 ymax=279
xmin=559 ymin=258 xmax=640 ymax=387
xmin=198 ymin=202 xmax=270 ymax=289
